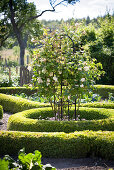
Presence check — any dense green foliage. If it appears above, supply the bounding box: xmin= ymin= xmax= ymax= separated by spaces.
xmin=0 ymin=130 xmax=113 ymax=160
xmin=7 ymin=107 xmax=114 ymax=132
xmin=0 ymin=105 xmax=3 ymax=119
xmin=40 ymin=15 xmax=114 ymax=85
xmin=0 ymin=148 xmax=56 ymax=170
xmin=0 ymin=93 xmax=50 ymax=113
xmin=81 ymin=15 xmax=114 ymax=85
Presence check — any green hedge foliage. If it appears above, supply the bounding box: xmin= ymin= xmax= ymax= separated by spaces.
xmin=0 ymin=130 xmax=113 ymax=160
xmin=0 ymin=87 xmax=38 ymax=95
xmin=0 ymin=85 xmax=113 ymax=99
xmin=7 ymin=107 xmax=114 ymax=132
xmin=0 ymin=105 xmax=3 ymax=119
xmin=80 ymin=102 xmax=114 ymax=109
xmin=94 ymin=85 xmax=114 ymax=98
xmin=0 ymin=93 xmax=113 ymax=114
xmin=0 ymin=93 xmax=50 ymax=113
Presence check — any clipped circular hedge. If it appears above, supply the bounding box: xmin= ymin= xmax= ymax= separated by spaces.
xmin=7 ymin=107 xmax=114 ymax=132
xmin=0 ymin=90 xmax=114 ymax=160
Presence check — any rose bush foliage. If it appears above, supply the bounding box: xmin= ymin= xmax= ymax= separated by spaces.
xmin=31 ymin=25 xmax=104 ymax=116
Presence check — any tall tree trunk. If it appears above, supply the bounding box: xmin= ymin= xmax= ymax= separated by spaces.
xmin=19 ymin=44 xmax=26 ymax=86
xmin=20 ymin=46 xmax=25 ymax=66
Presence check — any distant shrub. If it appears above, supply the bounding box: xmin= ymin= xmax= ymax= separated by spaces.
xmin=0 ymin=87 xmax=38 ymax=95
xmin=0 ymin=80 xmax=13 ymax=87
xmin=94 ymin=85 xmax=114 ymax=99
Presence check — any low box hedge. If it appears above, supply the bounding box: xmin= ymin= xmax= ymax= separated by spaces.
xmin=0 ymin=93 xmax=50 ymax=113
xmin=0 ymin=85 xmax=113 ymax=99
xmin=0 ymin=87 xmax=38 ymax=95
xmin=0 ymin=105 xmax=3 ymax=119
xmin=0 ymin=130 xmax=113 ymax=160
xmin=80 ymin=102 xmax=114 ymax=109
xmin=0 ymin=93 xmax=113 ymax=113
xmin=94 ymin=85 xmax=114 ymax=99
xmin=7 ymin=107 xmax=114 ymax=132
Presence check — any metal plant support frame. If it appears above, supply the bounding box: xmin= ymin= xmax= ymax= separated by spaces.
xmin=53 ymin=34 xmax=77 ymax=121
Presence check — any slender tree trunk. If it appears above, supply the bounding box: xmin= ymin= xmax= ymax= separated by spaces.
xmin=20 ymin=46 xmax=25 ymax=66
xmin=19 ymin=42 xmax=26 ymax=86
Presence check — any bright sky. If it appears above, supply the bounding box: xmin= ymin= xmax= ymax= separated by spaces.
xmin=28 ymin=0 xmax=114 ymax=20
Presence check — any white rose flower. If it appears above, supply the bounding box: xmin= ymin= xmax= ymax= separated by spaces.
xmin=81 ymin=78 xmax=85 ymax=82
xmin=68 ymin=96 xmax=70 ymax=100
xmin=53 ymin=76 xmax=58 ymax=82
xmin=31 ymin=38 xmax=34 ymax=42
xmin=83 ymin=62 xmax=87 ymax=65
xmin=27 ymin=65 xmax=32 ymax=71
xmin=84 ymin=66 xmax=89 ymax=71
xmin=47 ymin=78 xmax=50 ymax=83
xmin=80 ymin=84 xmax=84 ymax=88
xmin=37 ymin=77 xmax=43 ymax=83
xmin=49 ymin=72 xmax=53 ymax=76
xmin=46 ymin=82 xmax=50 ymax=86
xmin=42 ymin=68 xmax=46 ymax=74
xmin=78 ymin=67 xmax=82 ymax=71
xmin=40 ymin=58 xmax=46 ymax=62
xmin=36 ymin=64 xmax=40 ymax=67
xmin=58 ymin=71 xmax=62 ymax=74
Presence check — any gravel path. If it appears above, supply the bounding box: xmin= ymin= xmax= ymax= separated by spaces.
xmin=0 ymin=112 xmax=12 ymax=130
xmin=0 ymin=112 xmax=114 ymax=170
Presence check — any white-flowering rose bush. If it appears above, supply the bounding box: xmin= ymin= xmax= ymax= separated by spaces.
xmin=31 ymin=29 xmax=104 ymax=120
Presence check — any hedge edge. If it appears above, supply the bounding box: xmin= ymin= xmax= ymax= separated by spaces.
xmin=0 ymin=130 xmax=114 ymax=160
xmin=0 ymin=105 xmax=3 ymax=119
xmin=0 ymin=93 xmax=50 ymax=113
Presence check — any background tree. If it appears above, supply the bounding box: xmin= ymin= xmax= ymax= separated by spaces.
xmin=0 ymin=0 xmax=80 ymax=66
xmin=0 ymin=0 xmax=42 ymax=65
xmin=83 ymin=15 xmax=114 ymax=85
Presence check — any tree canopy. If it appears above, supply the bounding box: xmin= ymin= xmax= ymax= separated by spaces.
xmin=0 ymin=0 xmax=80 ymax=65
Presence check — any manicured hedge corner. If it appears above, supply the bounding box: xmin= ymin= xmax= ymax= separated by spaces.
xmin=0 ymin=105 xmax=3 ymax=119
xmin=0 ymin=93 xmax=50 ymax=113
xmin=0 ymin=131 xmax=113 ymax=160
